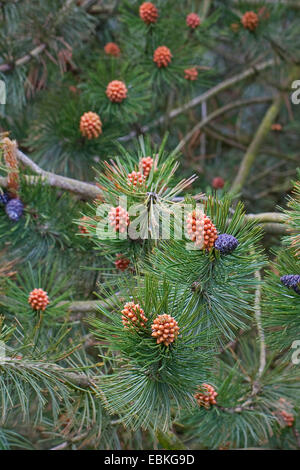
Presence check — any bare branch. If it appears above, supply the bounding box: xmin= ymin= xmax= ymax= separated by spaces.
xmin=231 ymin=95 xmax=282 ymax=194
xmin=254 ymin=269 xmax=266 ymax=379
xmin=174 ymin=97 xmax=272 ymax=153
xmin=119 ymin=59 xmax=275 ymax=142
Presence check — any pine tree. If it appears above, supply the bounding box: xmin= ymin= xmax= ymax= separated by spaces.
xmin=0 ymin=0 xmax=299 ymax=450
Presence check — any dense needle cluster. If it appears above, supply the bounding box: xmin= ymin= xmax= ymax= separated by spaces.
xmin=106 ymin=80 xmax=128 ymax=103
xmin=28 ymin=288 xmax=50 ymax=311
xmin=151 ymin=314 xmax=179 ymax=346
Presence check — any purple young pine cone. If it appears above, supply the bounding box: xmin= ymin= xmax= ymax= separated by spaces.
xmin=0 ymin=192 xmax=10 ymax=205
xmin=280 ymin=274 xmax=300 ymax=294
xmin=214 ymin=233 xmax=239 ymax=255
xmin=5 ymin=198 xmax=24 ymax=221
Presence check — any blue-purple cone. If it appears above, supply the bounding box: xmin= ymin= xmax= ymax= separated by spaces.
xmin=280 ymin=274 xmax=300 ymax=294
xmin=214 ymin=233 xmax=239 ymax=255
xmin=0 ymin=192 xmax=10 ymax=205
xmin=5 ymin=198 xmax=24 ymax=221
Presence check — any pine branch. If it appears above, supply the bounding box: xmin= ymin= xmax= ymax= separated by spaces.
xmin=0 ymin=0 xmax=94 ymax=75
xmin=0 ymin=148 xmax=289 ymax=236
xmin=231 ymin=94 xmax=282 ymax=194
xmin=58 ymin=292 xmax=120 ymax=320
xmin=202 ymin=0 xmax=212 ymax=20
xmin=120 ymin=59 xmax=275 ymax=141
xmin=1 ymin=357 xmax=96 ymax=389
xmin=0 ymin=44 xmax=47 ymax=72
xmin=245 ymin=213 xmax=287 ymax=224
xmin=6 ymin=149 xmax=101 ymax=199
xmin=204 ymin=125 xmax=300 ymax=163
xmin=174 ymin=97 xmax=273 ymax=153
xmin=254 ymin=269 xmax=266 ymax=379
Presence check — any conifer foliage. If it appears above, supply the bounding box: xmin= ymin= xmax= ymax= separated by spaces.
xmin=0 ymin=0 xmax=299 ymax=451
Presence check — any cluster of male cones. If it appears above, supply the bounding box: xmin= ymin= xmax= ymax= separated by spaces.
xmin=107 ymin=157 xmax=154 ymax=233
xmin=121 ymin=302 xmax=180 ymax=348
xmin=78 ymin=3 xmax=208 ymax=141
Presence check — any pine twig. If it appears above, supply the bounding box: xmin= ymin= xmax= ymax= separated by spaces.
xmin=204 ymin=124 xmax=299 ymax=163
xmin=1 ymin=357 xmax=96 ymax=389
xmin=16 ymin=150 xmax=101 ymax=199
xmin=119 ymin=59 xmax=275 ymax=142
xmin=245 ymin=212 xmax=287 ymax=224
xmin=231 ymin=94 xmax=282 ymax=194
xmin=254 ymin=269 xmax=266 ymax=379
xmin=174 ymin=97 xmax=272 ymax=153
xmin=0 ymin=44 xmax=47 ymax=72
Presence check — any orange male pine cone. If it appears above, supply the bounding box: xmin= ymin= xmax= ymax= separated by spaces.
xmin=115 ymin=254 xmax=130 ymax=271
xmin=78 ymin=216 xmax=95 ymax=235
xmin=80 ymin=112 xmax=102 ymax=139
xmin=139 ymin=2 xmax=158 ymax=24
xmin=139 ymin=156 xmax=154 ymax=177
xmin=186 ymin=210 xmax=218 ymax=250
xmin=184 ymin=67 xmax=198 ymax=81
xmin=108 ymin=206 xmax=129 ymax=233
xmin=106 ymin=80 xmax=128 ymax=103
xmin=153 ymin=46 xmax=172 ymax=68
xmin=194 ymin=384 xmax=218 ymax=409
xmin=28 ymin=288 xmax=50 ymax=311
xmin=151 ymin=314 xmax=179 ymax=346
xmin=127 ymin=170 xmax=146 ymax=187
xmin=241 ymin=11 xmax=259 ymax=31
xmin=271 ymin=123 xmax=282 ymax=131
xmin=278 ymin=398 xmax=295 ymax=427
xmin=121 ymin=301 xmax=148 ymax=328
xmin=104 ymin=42 xmax=121 ymax=57
xmin=186 ymin=13 xmax=201 ymax=29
